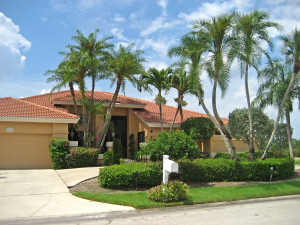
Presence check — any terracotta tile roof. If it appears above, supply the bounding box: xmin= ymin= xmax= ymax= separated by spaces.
xmin=0 ymin=97 xmax=79 ymax=119
xmin=20 ymin=90 xmax=228 ymax=125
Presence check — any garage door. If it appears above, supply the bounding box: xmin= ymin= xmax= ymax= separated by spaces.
xmin=0 ymin=133 xmax=52 ymax=169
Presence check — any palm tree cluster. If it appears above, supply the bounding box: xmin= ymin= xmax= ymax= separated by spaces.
xmin=46 ymin=10 xmax=300 ymax=160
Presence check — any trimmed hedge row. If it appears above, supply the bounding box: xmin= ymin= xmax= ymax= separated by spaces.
xmin=172 ymin=158 xmax=295 ymax=182
xmin=98 ymin=158 xmax=294 ymax=189
xmin=99 ymin=162 xmax=162 ymax=189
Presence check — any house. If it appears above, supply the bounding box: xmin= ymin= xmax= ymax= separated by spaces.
xmin=0 ymin=90 xmax=248 ymax=169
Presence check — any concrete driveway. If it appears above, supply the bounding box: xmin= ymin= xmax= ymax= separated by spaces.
xmin=0 ymin=169 xmax=134 ymax=220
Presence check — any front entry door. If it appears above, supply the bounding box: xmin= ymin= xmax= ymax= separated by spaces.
xmin=107 ymin=116 xmax=127 ymax=158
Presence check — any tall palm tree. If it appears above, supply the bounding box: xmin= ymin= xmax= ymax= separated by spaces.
xmin=193 ymin=12 xmax=239 ymax=160
xmin=234 ymin=9 xmax=281 ymax=160
xmin=97 ymin=43 xmax=146 ymax=149
xmin=140 ymin=67 xmax=172 ymax=131
xmin=169 ymin=61 xmax=196 ymax=131
xmin=168 ymin=30 xmax=236 ymax=158
xmin=255 ymin=59 xmax=300 ymax=158
xmin=260 ymin=28 xmax=300 ymax=160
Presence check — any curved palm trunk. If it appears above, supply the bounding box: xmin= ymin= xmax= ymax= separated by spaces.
xmin=285 ymin=109 xmax=294 ymax=157
xmin=98 ymin=78 xmax=123 ymax=149
xmin=261 ymin=71 xmax=297 ymax=160
xmin=170 ymin=107 xmax=180 ymax=132
xmin=196 ymin=85 xmax=235 ymax=158
xmin=69 ymin=82 xmax=77 ymax=115
xmin=245 ymin=63 xmax=255 ymax=160
xmin=212 ymin=76 xmax=238 ymax=160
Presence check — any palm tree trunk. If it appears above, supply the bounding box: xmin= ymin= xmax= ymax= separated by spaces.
xmin=285 ymin=109 xmax=294 ymax=157
xmin=170 ymin=107 xmax=180 ymax=132
xmin=196 ymin=85 xmax=237 ymax=159
xmin=212 ymin=76 xmax=238 ymax=160
xmin=245 ymin=63 xmax=255 ymax=160
xmin=159 ymin=102 xmax=163 ymax=132
xmin=87 ymin=75 xmax=96 ymax=147
xmin=261 ymin=71 xmax=297 ymax=160
xmin=98 ymin=78 xmax=123 ymax=149
xmin=69 ymin=82 xmax=77 ymax=115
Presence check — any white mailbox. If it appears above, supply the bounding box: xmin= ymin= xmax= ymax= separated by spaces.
xmin=163 ymin=155 xmax=179 ymax=184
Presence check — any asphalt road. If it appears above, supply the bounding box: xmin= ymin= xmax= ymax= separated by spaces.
xmin=2 ymin=195 xmax=300 ymax=225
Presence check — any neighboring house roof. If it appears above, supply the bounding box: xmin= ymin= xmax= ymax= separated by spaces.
xmin=20 ymin=90 xmax=228 ymax=126
xmin=0 ymin=97 xmax=79 ymax=123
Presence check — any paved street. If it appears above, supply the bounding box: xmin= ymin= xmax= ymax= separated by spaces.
xmin=2 ymin=195 xmax=300 ymax=225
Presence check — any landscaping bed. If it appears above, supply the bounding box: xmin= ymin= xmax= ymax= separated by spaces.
xmin=69 ymin=169 xmax=300 ymax=194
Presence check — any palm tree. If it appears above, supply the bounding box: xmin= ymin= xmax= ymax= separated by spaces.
xmin=255 ymin=59 xmax=300 ymax=158
xmin=97 ymin=43 xmax=146 ymax=149
xmin=260 ymin=28 xmax=300 ymax=160
xmin=168 ymin=30 xmax=237 ymax=158
xmin=45 ymin=59 xmax=78 ymax=115
xmin=140 ymin=67 xmax=172 ymax=131
xmin=234 ymin=9 xmax=281 ymax=160
xmin=169 ymin=61 xmax=197 ymax=131
xmin=193 ymin=12 xmax=239 ymax=160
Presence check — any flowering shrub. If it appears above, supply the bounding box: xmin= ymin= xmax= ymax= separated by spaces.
xmin=65 ymin=147 xmax=98 ymax=168
xmin=147 ymin=181 xmax=190 ymax=203
xmin=49 ymin=138 xmax=70 ymax=169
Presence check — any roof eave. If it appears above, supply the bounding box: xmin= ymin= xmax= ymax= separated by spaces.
xmin=134 ymin=112 xmax=181 ymax=128
xmin=52 ymin=100 xmax=146 ymax=109
xmin=0 ymin=117 xmax=79 ymax=124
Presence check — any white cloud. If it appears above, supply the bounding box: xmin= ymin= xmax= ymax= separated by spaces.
xmin=113 ymin=13 xmax=126 ymax=22
xmin=40 ymin=88 xmax=51 ymax=94
xmin=40 ymin=17 xmax=48 ymax=22
xmin=140 ymin=38 xmax=174 ymax=56
xmin=178 ymin=0 xmax=253 ymax=23
xmin=140 ymin=17 xmax=181 ymax=36
xmin=0 ymin=12 xmax=31 ymax=80
xmin=158 ymin=0 xmax=168 ymax=16
xmin=76 ymin=0 xmax=102 ymax=11
xmin=110 ymin=28 xmax=128 ymax=41
xmin=144 ymin=60 xmax=168 ymax=71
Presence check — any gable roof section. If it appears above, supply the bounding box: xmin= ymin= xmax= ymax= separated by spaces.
xmin=20 ymin=90 xmax=228 ymax=125
xmin=0 ymin=97 xmax=79 ymax=123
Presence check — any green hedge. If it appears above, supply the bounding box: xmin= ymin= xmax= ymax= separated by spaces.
xmin=49 ymin=139 xmax=70 ymax=169
xmin=99 ymin=162 xmax=162 ymax=189
xmin=172 ymin=158 xmax=294 ymax=182
xmin=65 ymin=147 xmax=98 ymax=168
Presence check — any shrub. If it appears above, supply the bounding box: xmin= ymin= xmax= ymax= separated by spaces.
xmin=175 ymin=158 xmax=294 ymax=182
xmin=139 ymin=131 xmax=200 ymax=161
xmin=102 ymin=151 xmax=114 ymax=166
xmin=181 ymin=117 xmax=215 ymax=140
xmin=147 ymin=180 xmax=190 ymax=203
xmin=49 ymin=138 xmax=69 ymax=169
xmin=99 ymin=162 xmax=162 ymax=188
xmin=65 ymin=147 xmax=98 ymax=168
xmin=113 ymin=138 xmax=123 ymax=164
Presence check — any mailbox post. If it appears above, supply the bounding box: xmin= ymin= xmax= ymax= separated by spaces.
xmin=163 ymin=155 xmax=179 ymax=184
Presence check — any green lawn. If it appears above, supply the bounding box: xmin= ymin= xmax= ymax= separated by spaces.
xmin=295 ymin=158 xmax=300 ymax=165
xmin=74 ymin=179 xmax=300 ymax=209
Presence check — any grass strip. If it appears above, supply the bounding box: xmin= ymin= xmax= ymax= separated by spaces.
xmin=74 ymin=179 xmax=300 ymax=209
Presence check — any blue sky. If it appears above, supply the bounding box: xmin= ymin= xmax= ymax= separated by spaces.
xmin=1 ymin=0 xmax=300 ymax=138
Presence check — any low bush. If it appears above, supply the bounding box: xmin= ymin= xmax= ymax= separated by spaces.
xmin=99 ymin=162 xmax=162 ymax=188
xmin=49 ymin=138 xmax=69 ymax=169
xmin=139 ymin=131 xmax=200 ymax=161
xmin=147 ymin=180 xmax=190 ymax=203
xmin=102 ymin=151 xmax=114 ymax=166
xmin=173 ymin=158 xmax=294 ymax=182
xmin=65 ymin=147 xmax=98 ymax=168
